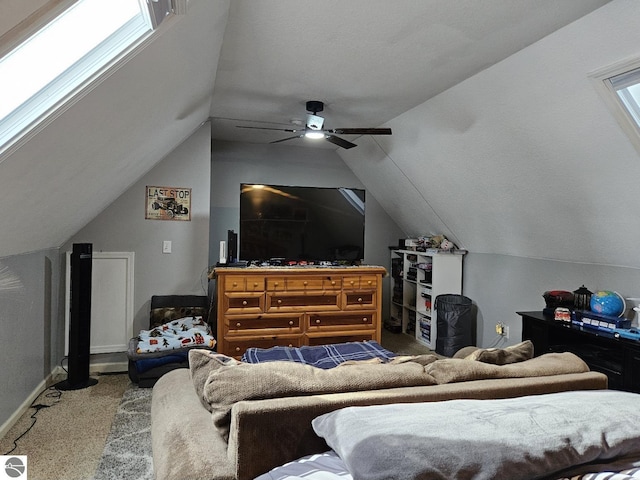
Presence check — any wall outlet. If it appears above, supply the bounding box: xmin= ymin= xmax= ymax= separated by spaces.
xmin=495 ymin=322 xmax=509 ymax=338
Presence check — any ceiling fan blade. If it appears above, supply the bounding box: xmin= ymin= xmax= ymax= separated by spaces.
xmin=270 ymin=134 xmax=304 ymax=144
xmin=237 ymin=125 xmax=301 ymax=133
xmin=325 ymin=135 xmax=357 ymax=149
xmin=328 ymin=128 xmax=392 ymax=135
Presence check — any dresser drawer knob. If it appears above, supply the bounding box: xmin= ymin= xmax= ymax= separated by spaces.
xmin=274 ymin=282 xmax=279 ymax=286
xmin=350 ymin=280 xmax=355 ymax=285
xmin=288 ymin=320 xmax=294 ymax=326
xmin=303 ymin=281 xmax=308 ymax=286
xmin=242 ymin=300 xmax=248 ymax=306
xmin=367 ymin=280 xmax=372 ymax=285
xmin=357 ymin=297 xmax=363 ymax=303
xmin=277 ymin=299 xmax=282 ymax=305
xmin=235 ymin=347 xmax=241 ymax=352
xmin=233 ymin=282 xmax=238 ymax=287
xmin=236 ymin=322 xmax=242 ymax=327
xmin=315 ymin=319 xmax=321 ymax=324
xmin=288 ymin=344 xmax=293 ymax=347
xmin=253 ymin=282 xmax=258 ymax=287
xmin=331 ymin=280 xmax=336 ymax=285
xmin=363 ymin=317 xmax=368 ymax=322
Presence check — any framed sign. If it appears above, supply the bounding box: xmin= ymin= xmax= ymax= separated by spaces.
xmin=145 ymin=186 xmax=191 ymax=221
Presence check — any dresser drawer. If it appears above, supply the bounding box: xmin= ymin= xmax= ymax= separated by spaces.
xmin=343 ymin=275 xmax=378 ymax=290
xmin=307 ymin=312 xmax=376 ymax=329
xmin=306 ymin=333 xmax=376 ymax=346
xmin=266 ymin=292 xmax=341 ymax=312
xmin=225 ymin=313 xmax=303 ymax=335
xmin=223 ymin=275 xmax=265 ymax=292
xmin=342 ymin=290 xmax=376 ymax=309
xmin=225 ymin=335 xmax=302 ymax=358
xmin=286 ymin=277 xmax=325 ymax=290
xmin=222 ymin=292 xmax=264 ymax=314
xmin=266 ymin=277 xmax=286 ymax=291
xmin=266 ymin=276 xmax=342 ymax=291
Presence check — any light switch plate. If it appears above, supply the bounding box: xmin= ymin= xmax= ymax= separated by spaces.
xmin=162 ymin=240 xmax=172 ymax=254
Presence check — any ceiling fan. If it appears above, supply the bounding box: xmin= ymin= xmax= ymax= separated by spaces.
xmin=237 ymin=100 xmax=392 ymax=149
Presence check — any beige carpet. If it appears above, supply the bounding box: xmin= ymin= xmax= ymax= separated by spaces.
xmin=0 ymin=373 xmax=129 ymax=480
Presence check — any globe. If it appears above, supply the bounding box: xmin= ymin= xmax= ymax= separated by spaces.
xmin=590 ymin=291 xmax=625 ymax=317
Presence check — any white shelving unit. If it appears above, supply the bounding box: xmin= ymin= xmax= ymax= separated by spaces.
xmin=389 ymin=249 xmax=464 ymax=349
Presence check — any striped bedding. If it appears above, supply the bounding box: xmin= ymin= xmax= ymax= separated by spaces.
xmin=241 ymin=340 xmax=396 ymax=369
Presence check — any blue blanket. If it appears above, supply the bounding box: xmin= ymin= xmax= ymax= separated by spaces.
xmin=241 ymin=341 xmax=396 ymax=369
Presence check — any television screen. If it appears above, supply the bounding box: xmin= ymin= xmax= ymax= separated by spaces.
xmin=240 ymin=184 xmax=365 ymax=264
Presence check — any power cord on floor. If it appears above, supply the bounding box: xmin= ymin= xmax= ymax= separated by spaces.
xmin=3 ymin=385 xmax=62 ymax=455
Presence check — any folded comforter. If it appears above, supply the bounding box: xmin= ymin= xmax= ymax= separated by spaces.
xmin=136 ymin=316 xmax=216 ymax=354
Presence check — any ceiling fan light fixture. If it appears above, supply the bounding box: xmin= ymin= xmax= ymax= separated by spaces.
xmin=305 ymin=130 xmax=325 ymax=139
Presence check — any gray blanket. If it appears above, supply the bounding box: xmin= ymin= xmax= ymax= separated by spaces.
xmin=312 ymin=390 xmax=640 ymax=480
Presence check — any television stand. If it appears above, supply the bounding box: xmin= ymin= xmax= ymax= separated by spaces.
xmin=212 ymin=266 xmax=386 ymax=358
xmin=519 ymin=311 xmax=640 ymax=393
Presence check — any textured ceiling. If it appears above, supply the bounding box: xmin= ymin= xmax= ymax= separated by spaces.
xmin=209 ymin=0 xmax=611 ymax=150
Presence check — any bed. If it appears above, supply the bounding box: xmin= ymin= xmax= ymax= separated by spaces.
xmin=255 ymin=389 xmax=640 ymax=480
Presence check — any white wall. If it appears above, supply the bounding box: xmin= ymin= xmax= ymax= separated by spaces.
xmin=464 ymin=253 xmax=640 ymax=348
xmin=62 ymin=123 xmax=211 ymax=365
xmin=340 ymin=0 xmax=640 ymax=347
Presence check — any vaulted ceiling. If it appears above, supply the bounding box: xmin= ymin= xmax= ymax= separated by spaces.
xmin=208 ymin=0 xmax=611 ymax=147
xmin=5 ymin=0 xmax=637 ymax=269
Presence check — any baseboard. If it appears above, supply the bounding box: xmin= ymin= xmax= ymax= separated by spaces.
xmin=0 ymin=374 xmax=51 ymax=440
xmin=90 ymin=361 xmax=128 ymax=374
xmin=52 ymin=361 xmax=128 ymax=377
xmin=1 ymin=361 xmax=129 ymax=439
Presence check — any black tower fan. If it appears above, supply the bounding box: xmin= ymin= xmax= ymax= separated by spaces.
xmin=58 ymin=243 xmax=98 ymax=390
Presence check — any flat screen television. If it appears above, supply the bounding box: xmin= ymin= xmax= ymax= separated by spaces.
xmin=240 ymin=184 xmax=365 ymax=265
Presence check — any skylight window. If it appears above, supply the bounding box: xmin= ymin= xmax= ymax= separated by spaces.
xmin=0 ymin=0 xmax=174 ymax=156
xmin=609 ymin=69 xmax=640 ymax=127
xmin=591 ymin=59 xmax=640 ymax=154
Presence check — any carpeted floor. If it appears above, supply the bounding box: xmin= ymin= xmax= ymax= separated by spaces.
xmin=0 ymin=373 xmax=131 ymax=480
xmin=93 ymin=384 xmax=153 ymax=480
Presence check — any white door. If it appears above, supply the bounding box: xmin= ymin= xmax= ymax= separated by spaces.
xmin=65 ymin=252 xmax=135 ymax=354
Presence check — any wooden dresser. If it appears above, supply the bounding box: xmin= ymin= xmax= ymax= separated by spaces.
xmin=212 ymin=266 xmax=386 ymax=358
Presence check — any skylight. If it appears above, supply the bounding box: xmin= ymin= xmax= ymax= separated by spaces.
xmin=0 ymin=0 xmax=173 ymax=156
xmin=609 ymin=68 xmax=640 ymax=126
xmin=592 ymin=59 xmax=640 ymax=154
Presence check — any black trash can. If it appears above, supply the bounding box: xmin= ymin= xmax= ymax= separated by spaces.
xmin=435 ymin=294 xmax=473 ymax=357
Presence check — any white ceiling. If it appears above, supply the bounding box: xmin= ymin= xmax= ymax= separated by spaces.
xmin=209 ymin=0 xmax=611 ymax=149
xmin=0 ymin=0 xmax=619 ymax=259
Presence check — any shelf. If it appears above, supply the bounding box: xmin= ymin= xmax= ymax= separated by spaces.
xmin=388 ymin=248 xmax=464 ymax=351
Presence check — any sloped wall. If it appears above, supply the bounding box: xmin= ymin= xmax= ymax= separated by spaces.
xmin=62 ymin=123 xmax=211 ymax=366
xmin=341 ymin=0 xmax=640 ymax=346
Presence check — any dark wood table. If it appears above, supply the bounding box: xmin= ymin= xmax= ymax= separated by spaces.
xmin=519 ymin=310 xmax=640 ymax=392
